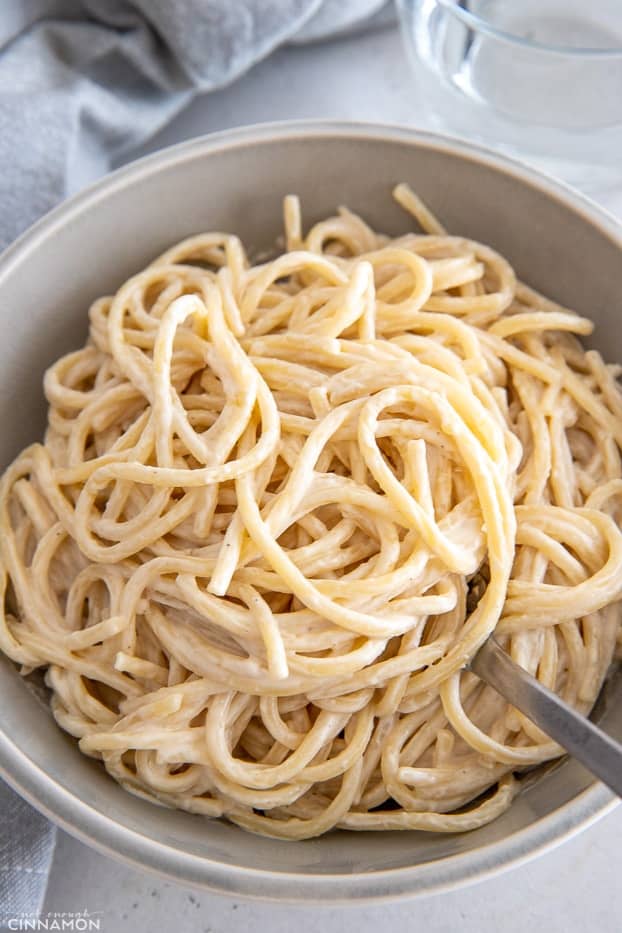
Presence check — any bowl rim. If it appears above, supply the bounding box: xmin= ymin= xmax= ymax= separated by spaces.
xmin=400 ymin=0 xmax=622 ymax=57
xmin=0 ymin=119 xmax=620 ymax=904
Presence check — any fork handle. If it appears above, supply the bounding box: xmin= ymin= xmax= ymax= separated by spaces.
xmin=470 ymin=637 xmax=622 ymax=799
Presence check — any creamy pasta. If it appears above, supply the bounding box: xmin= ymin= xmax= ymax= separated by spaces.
xmin=1 ymin=186 xmax=621 ymax=839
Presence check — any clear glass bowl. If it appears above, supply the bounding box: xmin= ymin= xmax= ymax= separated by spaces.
xmin=397 ymin=0 xmax=622 ymax=194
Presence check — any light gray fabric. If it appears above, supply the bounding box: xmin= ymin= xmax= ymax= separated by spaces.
xmin=0 ymin=781 xmax=57 ymax=919
xmin=0 ymin=0 xmax=390 ymax=918
xmin=0 ymin=0 xmax=391 ymax=249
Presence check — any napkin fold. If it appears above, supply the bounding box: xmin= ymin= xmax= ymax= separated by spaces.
xmin=0 ymin=0 xmax=391 ymax=250
xmin=0 ymin=0 xmax=391 ymax=917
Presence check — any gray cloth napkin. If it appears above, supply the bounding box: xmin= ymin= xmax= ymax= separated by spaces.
xmin=0 ymin=782 xmax=57 ymax=920
xmin=0 ymin=0 xmax=390 ymax=918
xmin=0 ymin=0 xmax=392 ymax=251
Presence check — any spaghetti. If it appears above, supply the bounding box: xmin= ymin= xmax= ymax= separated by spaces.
xmin=1 ymin=186 xmax=621 ymax=839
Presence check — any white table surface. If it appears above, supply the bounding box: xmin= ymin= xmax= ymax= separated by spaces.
xmin=42 ymin=23 xmax=622 ymax=932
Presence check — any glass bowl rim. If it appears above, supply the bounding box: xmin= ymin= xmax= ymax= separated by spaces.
xmin=410 ymin=0 xmax=622 ymax=57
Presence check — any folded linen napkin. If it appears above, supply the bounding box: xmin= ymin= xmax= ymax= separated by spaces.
xmin=0 ymin=781 xmax=57 ymax=919
xmin=0 ymin=0 xmax=391 ymax=251
xmin=0 ymin=0 xmax=390 ymax=917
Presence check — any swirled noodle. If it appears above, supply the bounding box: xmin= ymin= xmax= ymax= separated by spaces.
xmin=1 ymin=185 xmax=621 ymax=839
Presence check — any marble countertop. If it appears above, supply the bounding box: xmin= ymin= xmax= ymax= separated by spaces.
xmin=43 ymin=23 xmax=622 ymax=932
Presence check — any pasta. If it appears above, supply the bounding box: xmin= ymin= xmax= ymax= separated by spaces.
xmin=1 ymin=185 xmax=621 ymax=840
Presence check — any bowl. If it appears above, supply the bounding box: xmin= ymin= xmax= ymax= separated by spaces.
xmin=396 ymin=0 xmax=622 ymax=192
xmin=0 ymin=121 xmax=620 ymax=903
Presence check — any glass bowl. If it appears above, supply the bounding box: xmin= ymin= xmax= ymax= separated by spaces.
xmin=397 ymin=0 xmax=622 ymax=193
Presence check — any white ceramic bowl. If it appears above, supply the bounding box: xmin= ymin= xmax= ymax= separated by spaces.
xmin=0 ymin=122 xmax=620 ymax=903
